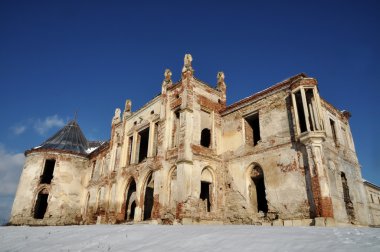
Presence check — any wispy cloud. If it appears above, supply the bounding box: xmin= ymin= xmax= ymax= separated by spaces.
xmin=0 ymin=144 xmax=25 ymax=223
xmin=0 ymin=144 xmax=25 ymax=196
xmin=33 ymin=115 xmax=65 ymax=135
xmin=10 ymin=125 xmax=27 ymax=135
xmin=11 ymin=115 xmax=66 ymax=137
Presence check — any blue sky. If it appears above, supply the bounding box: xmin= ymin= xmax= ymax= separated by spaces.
xmin=0 ymin=0 xmax=379 ymax=223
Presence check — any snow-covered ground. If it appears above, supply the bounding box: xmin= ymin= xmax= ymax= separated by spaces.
xmin=0 ymin=225 xmax=379 ymax=252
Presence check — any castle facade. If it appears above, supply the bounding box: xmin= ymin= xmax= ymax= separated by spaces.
xmin=10 ymin=55 xmax=379 ymax=226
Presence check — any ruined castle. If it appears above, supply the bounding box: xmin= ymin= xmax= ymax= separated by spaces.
xmin=10 ymin=54 xmax=380 ymax=226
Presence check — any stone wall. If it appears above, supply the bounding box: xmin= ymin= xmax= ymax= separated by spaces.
xmin=10 ymin=152 xmax=88 ymax=225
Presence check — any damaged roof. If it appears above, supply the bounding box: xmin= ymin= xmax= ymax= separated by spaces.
xmin=34 ymin=120 xmax=90 ymax=155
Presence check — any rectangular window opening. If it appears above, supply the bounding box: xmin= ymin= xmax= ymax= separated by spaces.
xmin=138 ymin=127 xmax=150 ymax=163
xmin=244 ymin=113 xmax=261 ymax=146
xmin=295 ymin=91 xmax=307 ymax=133
xmin=153 ymin=122 xmax=159 ymax=156
xmin=127 ymin=136 xmax=133 ymax=165
xmin=40 ymin=159 xmax=55 ymax=184
xmin=172 ymin=110 xmax=180 ymax=148
xmin=305 ymin=89 xmax=316 ymax=131
xmin=329 ymin=119 xmax=338 ymax=146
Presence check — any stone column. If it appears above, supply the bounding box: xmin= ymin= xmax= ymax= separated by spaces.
xmin=300 ymin=88 xmax=311 ymax=132
xmin=302 ymin=135 xmax=333 ymax=218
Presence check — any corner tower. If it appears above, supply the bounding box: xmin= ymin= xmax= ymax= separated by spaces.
xmin=10 ymin=121 xmax=92 ymax=225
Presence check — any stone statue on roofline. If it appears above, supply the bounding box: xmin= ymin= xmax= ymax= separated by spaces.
xmin=112 ymin=108 xmax=121 ymax=124
xmin=217 ymin=71 xmax=225 ymax=83
xmin=182 ymin=54 xmax=193 ymax=73
xmin=125 ymin=99 xmax=132 ymax=112
xmin=164 ymin=69 xmax=172 ymax=84
xmin=217 ymin=71 xmax=226 ymax=93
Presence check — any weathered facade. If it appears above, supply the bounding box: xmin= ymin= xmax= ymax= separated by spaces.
xmin=10 ymin=54 xmax=375 ymax=226
xmin=363 ymin=181 xmax=380 ymax=226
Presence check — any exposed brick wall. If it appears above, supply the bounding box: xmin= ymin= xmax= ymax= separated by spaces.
xmin=311 ymin=176 xmax=334 ymax=218
xmin=152 ymin=195 xmax=160 ymax=219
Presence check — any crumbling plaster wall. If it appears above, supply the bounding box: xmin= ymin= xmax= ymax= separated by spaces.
xmin=221 ymin=89 xmax=311 ymax=220
xmin=364 ymin=183 xmax=380 ymax=226
xmin=321 ymin=105 xmax=369 ymax=225
xmin=10 ymin=152 xmax=88 ymax=225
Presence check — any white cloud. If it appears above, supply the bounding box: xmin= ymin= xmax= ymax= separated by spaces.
xmin=0 ymin=144 xmax=25 ymax=224
xmin=0 ymin=145 xmax=25 ymax=197
xmin=34 ymin=114 xmax=65 ymax=135
xmin=10 ymin=125 xmax=27 ymax=135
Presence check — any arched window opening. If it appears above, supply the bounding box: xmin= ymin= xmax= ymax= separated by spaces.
xmin=40 ymin=159 xmax=55 ymax=184
xmin=200 ymin=128 xmax=211 ymax=148
xmin=200 ymin=168 xmax=213 ymax=212
xmin=341 ymin=172 xmax=355 ymax=222
xmin=143 ymin=174 xmax=154 ymax=220
xmin=125 ymin=179 xmax=136 ymax=221
xmin=249 ymin=166 xmax=268 ymax=213
xmin=34 ymin=189 xmax=49 ymax=219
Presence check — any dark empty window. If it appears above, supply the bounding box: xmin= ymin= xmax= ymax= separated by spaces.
xmin=125 ymin=180 xmax=136 ymax=221
xmin=143 ymin=174 xmax=154 ymax=220
xmin=153 ymin=122 xmax=159 ymax=156
xmin=172 ymin=110 xmax=180 ymax=148
xmin=244 ymin=113 xmax=261 ymax=146
xmin=295 ymin=91 xmax=307 ymax=133
xmin=200 ymin=181 xmax=211 ymax=212
xmin=330 ymin=119 xmax=338 ymax=146
xmin=34 ymin=191 xmax=48 ymax=219
xmin=138 ymin=127 xmax=149 ymax=163
xmin=128 ymin=136 xmax=133 ymax=164
xmin=251 ymin=166 xmax=268 ymax=213
xmin=305 ymin=89 xmax=315 ymax=131
xmin=200 ymin=128 xmax=211 ymax=148
xmin=370 ymin=194 xmax=374 ymax=203
xmin=40 ymin=159 xmax=55 ymax=184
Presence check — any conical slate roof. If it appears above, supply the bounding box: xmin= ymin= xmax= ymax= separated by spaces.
xmin=37 ymin=120 xmax=89 ymax=155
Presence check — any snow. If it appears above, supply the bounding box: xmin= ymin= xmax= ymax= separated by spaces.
xmin=86 ymin=147 xmax=98 ymax=154
xmin=1 ymin=225 xmax=379 ymax=252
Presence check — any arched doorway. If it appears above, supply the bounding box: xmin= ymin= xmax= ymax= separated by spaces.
xmin=248 ymin=165 xmax=268 ymax=213
xmin=200 ymin=168 xmax=214 ymax=212
xmin=34 ymin=188 xmax=49 ymax=219
xmin=125 ymin=179 xmax=136 ymax=221
xmin=143 ymin=173 xmax=154 ymax=220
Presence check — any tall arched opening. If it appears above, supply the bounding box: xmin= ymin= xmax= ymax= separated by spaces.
xmin=143 ymin=173 xmax=154 ymax=220
xmin=200 ymin=168 xmax=214 ymax=212
xmin=33 ymin=188 xmax=49 ymax=219
xmin=248 ymin=165 xmax=268 ymax=213
xmin=125 ymin=178 xmax=137 ymax=221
